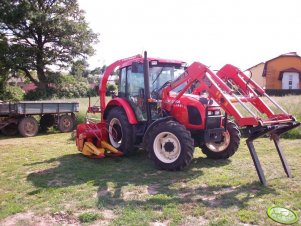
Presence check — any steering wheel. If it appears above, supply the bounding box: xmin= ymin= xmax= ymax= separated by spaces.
xmin=151 ymin=81 xmax=171 ymax=99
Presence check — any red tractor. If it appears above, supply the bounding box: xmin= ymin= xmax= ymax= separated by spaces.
xmin=76 ymin=52 xmax=299 ymax=185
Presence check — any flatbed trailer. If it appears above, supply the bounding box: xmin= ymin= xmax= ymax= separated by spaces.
xmin=0 ymin=101 xmax=79 ymax=137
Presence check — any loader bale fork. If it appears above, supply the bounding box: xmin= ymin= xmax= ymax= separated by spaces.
xmin=76 ymin=51 xmax=300 ymax=186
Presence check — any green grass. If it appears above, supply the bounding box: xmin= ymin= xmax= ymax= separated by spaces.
xmin=264 ymin=95 xmax=301 ymax=139
xmin=0 ymin=133 xmax=300 ymax=225
xmin=0 ymin=95 xmax=300 ymax=225
xmin=79 ymin=212 xmax=102 ymax=223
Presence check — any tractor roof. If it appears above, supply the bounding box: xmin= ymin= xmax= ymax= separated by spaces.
xmin=119 ymin=56 xmax=186 ymax=68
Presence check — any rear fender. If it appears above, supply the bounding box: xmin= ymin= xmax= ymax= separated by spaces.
xmin=103 ymin=98 xmax=138 ymax=124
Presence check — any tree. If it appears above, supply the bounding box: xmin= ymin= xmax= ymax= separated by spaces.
xmin=90 ymin=65 xmax=106 ymax=75
xmin=0 ymin=34 xmax=10 ymax=91
xmin=0 ymin=0 xmax=99 ymax=89
xmin=70 ymin=59 xmax=90 ymax=78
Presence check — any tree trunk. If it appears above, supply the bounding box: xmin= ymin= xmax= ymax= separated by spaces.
xmin=19 ymin=67 xmax=39 ymax=85
xmin=36 ymin=32 xmax=47 ymax=90
xmin=36 ymin=64 xmax=47 ymax=90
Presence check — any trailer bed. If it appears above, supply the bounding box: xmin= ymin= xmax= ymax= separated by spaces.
xmin=0 ymin=101 xmax=79 ymax=116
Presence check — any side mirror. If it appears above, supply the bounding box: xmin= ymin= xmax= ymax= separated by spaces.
xmin=132 ymin=62 xmax=143 ymax=73
xmin=132 ymin=62 xmax=139 ymax=73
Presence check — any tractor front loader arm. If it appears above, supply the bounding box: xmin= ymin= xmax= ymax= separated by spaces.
xmin=161 ymin=61 xmax=300 ymax=185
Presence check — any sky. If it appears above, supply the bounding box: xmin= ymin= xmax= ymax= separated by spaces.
xmin=78 ymin=0 xmax=301 ymax=70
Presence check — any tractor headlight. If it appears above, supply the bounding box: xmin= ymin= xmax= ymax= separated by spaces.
xmin=208 ymin=110 xmax=220 ymax=116
xmin=214 ymin=110 xmax=221 ymax=115
xmin=208 ymin=110 xmax=213 ymax=116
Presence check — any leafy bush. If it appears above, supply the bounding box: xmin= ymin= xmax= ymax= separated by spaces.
xmin=56 ymin=81 xmax=89 ymax=98
xmin=24 ymin=73 xmax=96 ymax=100
xmin=75 ymin=112 xmax=86 ymax=125
xmin=106 ymin=83 xmax=117 ymax=96
xmin=107 ymin=83 xmax=117 ymax=92
xmin=87 ymin=86 xmax=98 ymax=97
xmin=25 ymin=87 xmax=56 ymax=100
xmin=0 ymin=85 xmax=24 ymax=101
xmin=281 ymin=127 xmax=301 ymax=139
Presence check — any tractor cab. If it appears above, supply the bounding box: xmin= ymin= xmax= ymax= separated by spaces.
xmin=117 ymin=58 xmax=186 ymax=121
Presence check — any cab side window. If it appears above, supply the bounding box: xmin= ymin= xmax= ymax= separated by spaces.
xmin=126 ymin=65 xmax=144 ymax=97
xmin=118 ymin=68 xmax=126 ymax=97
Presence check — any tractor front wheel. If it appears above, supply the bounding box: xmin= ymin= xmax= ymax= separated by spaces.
xmin=201 ymin=121 xmax=240 ymax=159
xmin=147 ymin=120 xmax=194 ymax=171
xmin=107 ymin=107 xmax=134 ymax=155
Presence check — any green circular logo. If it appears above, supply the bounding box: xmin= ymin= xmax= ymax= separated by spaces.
xmin=267 ymin=206 xmax=299 ymax=224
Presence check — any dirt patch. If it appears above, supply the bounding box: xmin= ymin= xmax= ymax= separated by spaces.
xmin=149 ymin=220 xmax=170 ymax=226
xmin=147 ymin=183 xmax=160 ymax=195
xmin=96 ymin=188 xmax=109 ymax=197
xmin=197 ymin=186 xmax=241 ymax=207
xmin=177 ymin=191 xmax=191 ymax=198
xmin=213 ymin=186 xmax=239 ymax=196
xmin=102 ymin=209 xmax=116 ymax=220
xmin=0 ymin=211 xmax=79 ymax=226
xmin=121 ymin=186 xmax=149 ymax=201
xmin=181 ymin=216 xmax=209 ymax=225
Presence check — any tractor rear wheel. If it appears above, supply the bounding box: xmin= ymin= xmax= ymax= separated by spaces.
xmin=201 ymin=121 xmax=240 ymax=159
xmin=147 ymin=120 xmax=194 ymax=171
xmin=107 ymin=107 xmax=134 ymax=155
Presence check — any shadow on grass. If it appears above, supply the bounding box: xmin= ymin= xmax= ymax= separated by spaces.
xmin=0 ymin=129 xmax=62 ymax=140
xmin=26 ymin=150 xmax=277 ymax=210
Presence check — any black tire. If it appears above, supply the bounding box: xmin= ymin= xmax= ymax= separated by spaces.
xmin=18 ymin=117 xmax=39 ymax=137
xmin=147 ymin=120 xmax=194 ymax=171
xmin=58 ymin=115 xmax=75 ymax=132
xmin=1 ymin=123 xmax=18 ymax=136
xmin=107 ymin=107 xmax=134 ymax=156
xmin=40 ymin=114 xmax=55 ymax=131
xmin=201 ymin=121 xmax=240 ymax=159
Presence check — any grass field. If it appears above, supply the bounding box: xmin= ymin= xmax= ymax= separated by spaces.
xmin=0 ymin=95 xmax=300 ymax=225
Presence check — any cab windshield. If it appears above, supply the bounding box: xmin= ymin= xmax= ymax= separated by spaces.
xmin=150 ymin=64 xmax=185 ymax=93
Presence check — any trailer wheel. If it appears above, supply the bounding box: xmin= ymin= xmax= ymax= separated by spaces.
xmin=18 ymin=117 xmax=39 ymax=137
xmin=1 ymin=123 xmax=18 ymax=136
xmin=147 ymin=120 xmax=194 ymax=171
xmin=58 ymin=115 xmax=75 ymax=132
xmin=201 ymin=121 xmax=240 ymax=159
xmin=40 ymin=114 xmax=55 ymax=131
xmin=107 ymin=107 xmax=134 ymax=155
